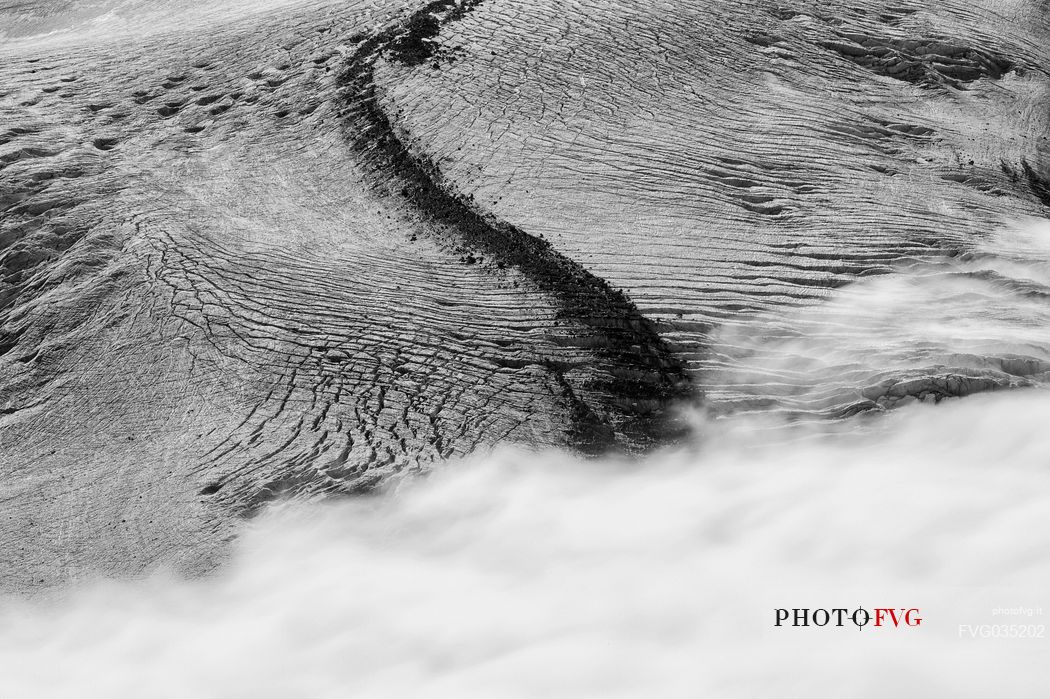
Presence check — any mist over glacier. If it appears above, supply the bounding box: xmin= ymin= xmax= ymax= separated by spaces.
xmin=4 ymin=0 xmax=1050 ymax=694
xmin=3 ymin=394 xmax=1049 ymax=698
xmin=4 ymin=231 xmax=1050 ymax=697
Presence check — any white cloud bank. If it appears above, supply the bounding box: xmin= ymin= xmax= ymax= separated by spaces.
xmin=2 ymin=391 xmax=1049 ymax=698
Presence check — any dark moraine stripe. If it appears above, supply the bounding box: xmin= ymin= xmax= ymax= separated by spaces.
xmin=333 ymin=0 xmax=694 ymax=453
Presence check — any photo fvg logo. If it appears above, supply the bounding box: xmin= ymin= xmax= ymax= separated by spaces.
xmin=774 ymin=608 xmax=922 ymax=630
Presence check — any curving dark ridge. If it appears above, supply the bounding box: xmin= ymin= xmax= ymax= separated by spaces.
xmin=333 ymin=0 xmax=692 ymax=453
xmin=1 ymin=0 xmax=1050 ymax=588
xmin=0 ymin=0 xmax=696 ymax=588
xmin=369 ymin=0 xmax=1050 ymax=419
